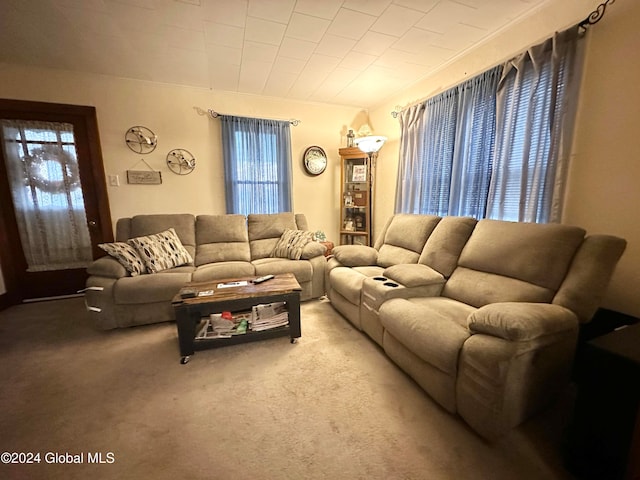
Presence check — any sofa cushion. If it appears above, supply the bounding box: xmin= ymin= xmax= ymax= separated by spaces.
xmin=192 ymin=261 xmax=255 ymax=283
xmin=329 ymin=265 xmax=384 ymax=305
xmin=98 ymin=242 xmax=146 ymax=276
xmin=271 ymin=229 xmax=314 ymax=260
xmin=195 ymin=214 xmax=251 ymax=266
xmin=252 ymin=257 xmax=312 ymax=282
xmin=457 ymin=219 xmax=586 ymax=290
xmin=248 ymin=212 xmax=298 ymax=260
xmin=419 ymin=216 xmax=477 ymax=277
xmin=380 ymin=297 xmax=475 ymax=375
xmin=377 ymin=214 xmax=441 ymax=267
xmin=128 ymin=228 xmax=193 ymax=274
xmin=443 ymin=267 xmax=555 ymax=308
xmin=114 ymin=272 xmax=192 ymax=305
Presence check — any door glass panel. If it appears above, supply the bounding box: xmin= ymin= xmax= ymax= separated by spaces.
xmin=1 ymin=119 xmax=92 ymax=271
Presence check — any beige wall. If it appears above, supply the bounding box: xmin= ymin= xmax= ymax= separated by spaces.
xmin=0 ymin=64 xmax=365 ymax=242
xmin=369 ymin=0 xmax=640 ymax=317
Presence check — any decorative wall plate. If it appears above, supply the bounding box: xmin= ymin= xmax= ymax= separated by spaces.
xmin=166 ymin=149 xmax=196 ymax=175
xmin=303 ymin=146 xmax=327 ymax=176
xmin=125 ymin=126 xmax=157 ymax=154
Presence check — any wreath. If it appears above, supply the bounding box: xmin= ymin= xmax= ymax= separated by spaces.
xmin=23 ymin=145 xmax=80 ymax=194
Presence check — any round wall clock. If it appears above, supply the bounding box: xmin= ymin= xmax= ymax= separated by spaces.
xmin=303 ymin=146 xmax=327 ymax=176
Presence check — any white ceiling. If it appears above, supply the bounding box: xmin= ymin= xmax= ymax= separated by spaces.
xmin=0 ymin=0 xmax=550 ymax=108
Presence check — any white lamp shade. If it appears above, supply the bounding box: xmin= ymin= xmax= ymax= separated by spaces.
xmin=355 ymin=135 xmax=387 ymax=154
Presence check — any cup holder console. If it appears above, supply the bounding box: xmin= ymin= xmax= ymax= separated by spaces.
xmin=383 ymin=282 xmax=399 ymax=288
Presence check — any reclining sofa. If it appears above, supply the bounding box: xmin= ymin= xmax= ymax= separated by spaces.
xmin=85 ymin=212 xmax=326 ymax=330
xmin=326 ymin=214 xmax=626 ymax=439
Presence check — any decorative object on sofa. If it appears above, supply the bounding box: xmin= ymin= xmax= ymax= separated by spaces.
xmin=126 ymin=158 xmax=162 ymax=184
xmin=125 ymin=126 xmax=157 ymax=154
xmin=325 ymin=213 xmax=627 ymax=440
xmin=302 ymin=146 xmax=327 ymax=176
xmin=339 ymin=147 xmax=372 ymax=246
xmin=127 ymin=227 xmax=193 ymax=273
xmin=313 ymin=230 xmax=326 ymax=242
xmin=166 ymin=148 xmax=196 ymax=175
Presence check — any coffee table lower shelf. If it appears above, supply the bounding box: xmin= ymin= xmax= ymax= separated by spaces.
xmin=173 ymin=290 xmax=301 ymax=364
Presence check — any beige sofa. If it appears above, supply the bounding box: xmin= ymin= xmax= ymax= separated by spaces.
xmin=85 ymin=212 xmax=326 ymax=330
xmin=326 ymin=214 xmax=626 ymax=439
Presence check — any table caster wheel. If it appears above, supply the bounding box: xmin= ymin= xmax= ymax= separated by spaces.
xmin=180 ymin=356 xmax=190 ymax=364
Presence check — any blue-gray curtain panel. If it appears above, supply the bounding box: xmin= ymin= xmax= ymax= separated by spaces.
xmin=220 ymin=115 xmax=292 ymax=216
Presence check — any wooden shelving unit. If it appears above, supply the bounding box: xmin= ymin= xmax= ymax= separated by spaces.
xmin=339 ymin=147 xmax=371 ymax=246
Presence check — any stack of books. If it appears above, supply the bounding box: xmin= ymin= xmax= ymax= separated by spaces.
xmin=250 ymin=302 xmax=289 ymax=331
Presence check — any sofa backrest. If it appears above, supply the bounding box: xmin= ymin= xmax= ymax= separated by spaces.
xmin=116 ymin=214 xmax=196 ymax=260
xmin=419 ymin=216 xmax=477 ymax=277
xmin=194 ymin=215 xmax=251 ymax=266
xmin=442 ymin=219 xmax=586 ymax=308
xmin=247 ymin=212 xmax=303 ymax=260
xmin=373 ymin=214 xmax=441 ymax=267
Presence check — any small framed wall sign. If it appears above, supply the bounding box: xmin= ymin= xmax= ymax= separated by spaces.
xmin=126 ymin=170 xmax=162 ymax=185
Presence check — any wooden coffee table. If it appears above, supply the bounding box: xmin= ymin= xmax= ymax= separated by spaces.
xmin=172 ymin=273 xmax=302 ymax=364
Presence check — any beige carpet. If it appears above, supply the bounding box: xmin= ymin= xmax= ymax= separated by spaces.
xmin=0 ymin=297 xmax=575 ymax=480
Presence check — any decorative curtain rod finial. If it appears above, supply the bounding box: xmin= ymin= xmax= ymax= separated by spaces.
xmin=579 ymin=0 xmax=615 ymax=31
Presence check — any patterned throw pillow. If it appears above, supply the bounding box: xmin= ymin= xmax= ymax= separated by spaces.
xmin=271 ymin=229 xmax=314 ymax=260
xmin=98 ymin=242 xmax=147 ymax=276
xmin=128 ymin=228 xmax=193 ymax=273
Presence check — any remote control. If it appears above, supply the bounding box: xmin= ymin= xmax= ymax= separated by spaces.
xmin=253 ymin=274 xmax=275 ymax=284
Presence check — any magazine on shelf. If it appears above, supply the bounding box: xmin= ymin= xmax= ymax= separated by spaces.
xmin=250 ymin=302 xmax=289 ymax=331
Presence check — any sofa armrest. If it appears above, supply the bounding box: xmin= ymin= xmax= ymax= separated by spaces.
xmin=86 ymin=256 xmax=129 ymax=279
xmin=467 ymin=302 xmax=578 ymax=341
xmin=300 ymin=241 xmax=326 ymax=260
xmin=382 ymin=264 xmax=444 ymax=287
xmin=332 ymin=245 xmax=378 ymax=267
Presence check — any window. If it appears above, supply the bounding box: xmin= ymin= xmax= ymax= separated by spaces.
xmin=396 ymin=28 xmax=581 ymax=223
xmin=220 ymin=116 xmax=292 ymax=216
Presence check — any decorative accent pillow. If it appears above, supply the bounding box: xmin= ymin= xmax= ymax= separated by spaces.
xmin=98 ymin=242 xmax=147 ymax=276
xmin=128 ymin=228 xmax=193 ymax=273
xmin=271 ymin=229 xmax=314 ymax=260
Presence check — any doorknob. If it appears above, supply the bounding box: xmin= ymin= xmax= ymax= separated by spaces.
xmin=88 ymin=220 xmax=97 ymax=227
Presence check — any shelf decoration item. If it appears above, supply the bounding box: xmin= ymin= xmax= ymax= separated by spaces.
xmin=166 ymin=148 xmax=196 ymax=175
xmin=125 ymin=126 xmax=157 ymax=154
xmin=126 ymin=158 xmax=162 ymax=185
xmin=302 ymin=145 xmax=327 ymax=176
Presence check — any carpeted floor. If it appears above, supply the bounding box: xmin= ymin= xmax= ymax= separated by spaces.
xmin=0 ymin=297 xmax=576 ymax=480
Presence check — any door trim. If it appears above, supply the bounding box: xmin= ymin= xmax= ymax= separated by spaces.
xmin=0 ymin=99 xmax=113 ymax=306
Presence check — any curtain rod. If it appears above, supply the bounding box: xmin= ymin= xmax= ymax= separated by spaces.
xmin=579 ymin=0 xmax=615 ymax=32
xmin=390 ymin=0 xmax=616 ymax=119
xmin=193 ymin=107 xmax=301 ymax=126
